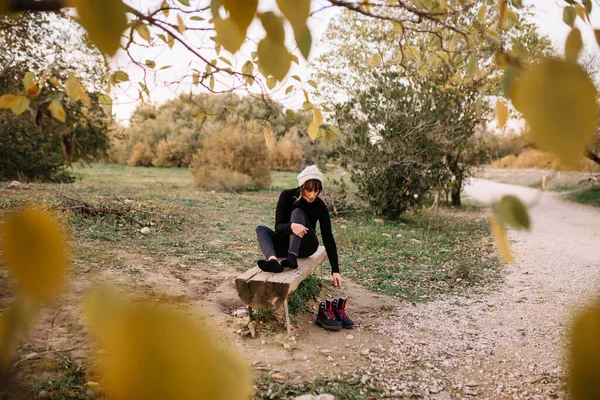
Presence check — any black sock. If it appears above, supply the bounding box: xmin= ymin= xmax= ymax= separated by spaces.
xmin=257 ymin=259 xmax=283 ymax=273
xmin=281 ymin=253 xmax=298 ymax=269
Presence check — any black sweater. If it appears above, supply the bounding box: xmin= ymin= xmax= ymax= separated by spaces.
xmin=274 ymin=188 xmax=339 ymax=274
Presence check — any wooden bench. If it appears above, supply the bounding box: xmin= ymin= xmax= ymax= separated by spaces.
xmin=235 ymin=246 xmax=327 ymax=336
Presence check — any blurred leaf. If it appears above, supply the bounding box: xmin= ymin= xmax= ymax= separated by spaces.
xmin=565 ymin=28 xmax=582 ymax=63
xmin=98 ymin=94 xmax=112 ymax=112
xmin=257 ymin=12 xmax=292 ymax=80
xmin=495 ymin=99 xmax=508 ymax=129
xmin=285 ymin=109 xmax=296 ymax=121
xmin=0 ymin=295 xmax=41 ymax=371
xmin=307 ymin=108 xmax=322 ymax=141
xmin=190 ymin=16 xmax=204 ymax=21
xmin=212 ymin=0 xmax=257 ymax=54
xmin=266 ymin=76 xmax=276 ymax=90
xmin=276 ymin=0 xmax=311 ymax=59
xmin=77 ymin=87 xmax=91 ymax=107
xmin=595 ymin=30 xmax=600 ymax=48
xmin=114 ymin=71 xmax=129 ymax=82
xmin=209 ymin=76 xmax=215 ymax=90
xmin=84 ymin=289 xmax=252 ymax=400
xmin=65 ymin=73 xmax=80 ymax=101
xmin=563 ymin=6 xmax=576 ymax=28
xmin=488 ymin=214 xmax=514 ymax=263
xmin=285 ymin=85 xmax=293 ymax=94
xmin=145 ymin=60 xmax=156 ymax=68
xmin=177 ymin=14 xmax=186 ymax=34
xmin=48 ymin=100 xmax=66 ymax=122
xmin=11 ymin=96 xmax=29 ymax=116
xmin=510 ymin=59 xmax=597 ymax=164
xmin=0 ymin=208 xmax=68 ymax=302
xmin=502 ymin=66 xmax=518 ymax=97
xmin=263 ymin=126 xmax=272 ymax=149
xmin=0 ymin=94 xmax=20 ymax=109
xmin=192 ymin=109 xmax=206 ymax=119
xmin=494 ymin=195 xmax=530 ymax=230
xmin=22 ymin=72 xmax=34 ymax=90
xmin=219 ymin=56 xmax=232 ymax=66
xmin=136 ymin=22 xmax=151 ymax=42
xmin=307 ymin=80 xmax=318 ymax=89
xmin=69 ymin=0 xmax=128 ymax=56
xmin=439 ymin=0 xmax=447 ymax=12
xmin=161 ymin=0 xmax=169 ymax=17
xmin=477 ymin=5 xmax=486 ymax=23
xmin=498 ymin=0 xmax=508 ymax=26
xmin=167 ymin=33 xmax=175 ymax=49
xmin=570 ymin=304 xmax=600 ymax=400
xmin=466 ymin=54 xmax=478 ymax=77
xmin=582 ymin=0 xmax=592 ymax=13
xmin=291 ymin=75 xmax=302 ymax=82
xmin=178 ymin=0 xmax=190 ymax=5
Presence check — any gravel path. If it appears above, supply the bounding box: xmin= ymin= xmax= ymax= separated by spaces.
xmin=374 ymin=179 xmax=600 ymax=399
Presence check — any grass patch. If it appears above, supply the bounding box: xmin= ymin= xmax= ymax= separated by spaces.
xmin=335 ymin=209 xmax=498 ymax=302
xmin=287 ymin=274 xmax=323 ymax=315
xmin=255 ymin=373 xmax=382 ymax=400
xmin=565 ymin=187 xmax=600 ymax=208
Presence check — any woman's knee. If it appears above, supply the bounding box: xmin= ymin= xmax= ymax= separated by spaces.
xmin=290 ymin=208 xmax=307 ymax=222
xmin=255 ymin=225 xmax=269 ymax=236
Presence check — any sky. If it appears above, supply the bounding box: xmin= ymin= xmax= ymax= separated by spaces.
xmin=109 ymin=0 xmax=600 ymax=125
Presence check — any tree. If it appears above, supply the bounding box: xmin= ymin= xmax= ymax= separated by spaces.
xmin=0 ymin=11 xmax=109 ymax=181
xmin=335 ymin=71 xmax=487 ymax=217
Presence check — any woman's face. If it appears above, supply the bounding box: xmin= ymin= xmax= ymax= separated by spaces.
xmin=302 ymin=187 xmax=320 ymax=203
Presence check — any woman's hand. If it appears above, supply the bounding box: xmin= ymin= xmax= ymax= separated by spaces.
xmin=332 ymin=273 xmax=342 ymax=290
xmin=291 ymin=223 xmax=308 ymax=238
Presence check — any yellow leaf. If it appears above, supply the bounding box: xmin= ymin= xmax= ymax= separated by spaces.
xmin=49 ymin=77 xmax=62 ymax=88
xmin=495 ymin=99 xmax=508 ymax=129
xmin=65 ymin=73 xmax=81 ymax=101
xmin=256 ymin=12 xmax=292 ymax=80
xmin=177 ymin=14 xmax=186 ymax=34
xmin=477 ymin=5 xmax=486 ymax=23
xmin=136 ymin=22 xmax=151 ymax=42
xmin=276 ymin=0 xmax=311 ymax=59
xmin=493 ymin=195 xmax=531 ymax=230
xmin=161 ymin=0 xmax=169 ymax=18
xmin=270 ymin=374 xmax=286 ymax=380
xmin=303 ymin=89 xmax=309 ymax=103
xmin=307 ymin=108 xmax=322 ymax=142
xmin=83 ymin=288 xmax=252 ymax=400
xmin=370 ymin=53 xmax=382 ymax=67
xmin=85 ymin=381 xmax=101 ymax=387
xmin=569 ymin=304 xmax=600 ymax=399
xmin=0 ymin=295 xmax=41 ymax=370
xmin=68 ymin=0 xmax=128 ymax=56
xmin=266 ymin=76 xmax=276 ymax=90
xmin=167 ymin=33 xmax=175 ymax=49
xmin=439 ymin=0 xmax=447 ymax=13
xmin=0 ymin=208 xmax=68 ymax=302
xmin=212 ymin=0 xmax=258 ymax=54
xmin=0 ymin=94 xmax=20 ymax=109
xmin=48 ymin=100 xmax=67 ymax=122
xmin=510 ymin=59 xmax=597 ymax=164
xmin=263 ymin=126 xmax=271 ymax=149
xmin=77 ymin=86 xmax=91 ymax=107
xmin=11 ymin=96 xmax=30 ymax=116
xmin=26 ymin=82 xmax=39 ymax=99
xmin=22 ymin=72 xmax=34 ymax=90
xmin=565 ymin=28 xmax=583 ymax=63
xmin=498 ymin=0 xmax=508 ymax=26
xmin=488 ymin=214 xmax=514 ymax=263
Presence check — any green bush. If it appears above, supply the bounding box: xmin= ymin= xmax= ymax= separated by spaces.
xmin=287 ymin=274 xmax=323 ymax=315
xmin=190 ymin=126 xmax=271 ymax=190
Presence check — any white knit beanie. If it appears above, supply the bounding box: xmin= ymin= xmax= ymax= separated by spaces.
xmin=297 ymin=165 xmax=323 ymax=187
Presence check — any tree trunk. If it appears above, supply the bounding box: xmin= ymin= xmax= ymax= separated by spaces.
xmin=586 ymin=149 xmax=600 ymax=167
xmin=451 ymin=190 xmax=461 ymax=206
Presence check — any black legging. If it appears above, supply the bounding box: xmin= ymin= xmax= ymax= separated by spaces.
xmin=256 ymin=208 xmax=319 ymax=259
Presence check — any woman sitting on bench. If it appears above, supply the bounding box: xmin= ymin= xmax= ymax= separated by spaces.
xmin=255 ymin=165 xmax=342 ymax=290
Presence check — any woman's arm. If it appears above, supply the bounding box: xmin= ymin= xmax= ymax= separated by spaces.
xmin=274 ymin=190 xmax=293 ymax=235
xmin=318 ymin=201 xmax=340 ymax=274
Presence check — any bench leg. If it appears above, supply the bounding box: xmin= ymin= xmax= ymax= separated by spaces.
xmin=284 ymin=298 xmax=291 ymax=337
xmin=248 ymin=306 xmax=253 ymax=321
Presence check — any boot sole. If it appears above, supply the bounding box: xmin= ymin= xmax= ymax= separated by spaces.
xmin=342 ymin=325 xmax=354 ymax=329
xmin=316 ymin=320 xmax=342 ymax=331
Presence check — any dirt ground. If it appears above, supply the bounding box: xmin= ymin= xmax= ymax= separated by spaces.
xmin=6 ymin=178 xmax=600 ymax=399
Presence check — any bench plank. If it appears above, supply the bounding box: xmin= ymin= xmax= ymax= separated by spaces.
xmin=236 ymin=246 xmax=327 ymax=310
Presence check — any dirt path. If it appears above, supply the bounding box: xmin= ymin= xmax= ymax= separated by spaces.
xmin=369 ymin=179 xmax=600 ymax=399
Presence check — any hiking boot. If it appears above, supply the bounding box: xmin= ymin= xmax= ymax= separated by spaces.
xmin=315 ymin=299 xmax=342 ymax=331
xmin=333 ymin=297 xmax=354 ymax=329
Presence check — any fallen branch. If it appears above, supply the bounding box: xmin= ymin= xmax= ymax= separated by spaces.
xmin=13 ymin=342 xmax=88 ymax=370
